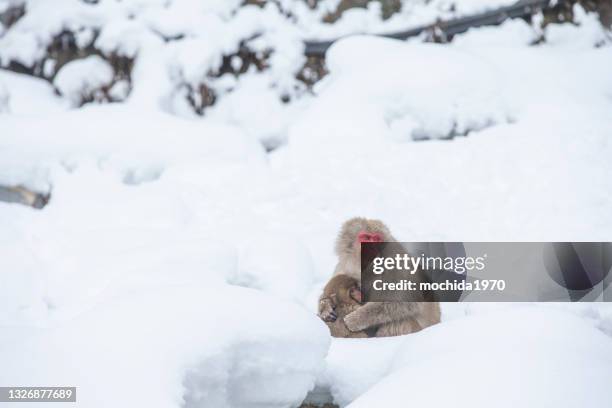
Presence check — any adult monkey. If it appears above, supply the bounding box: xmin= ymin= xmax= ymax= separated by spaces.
xmin=326 ymin=217 xmax=441 ymax=336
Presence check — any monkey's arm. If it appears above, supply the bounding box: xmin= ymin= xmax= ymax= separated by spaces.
xmin=344 ymin=302 xmax=426 ymax=332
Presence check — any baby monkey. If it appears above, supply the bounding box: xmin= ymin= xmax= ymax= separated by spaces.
xmin=318 ymin=274 xmax=423 ymax=338
xmin=318 ymin=274 xmax=371 ymax=338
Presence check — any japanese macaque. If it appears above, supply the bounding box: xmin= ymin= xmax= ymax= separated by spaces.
xmin=318 ymin=274 xmax=370 ymax=338
xmin=329 ymin=217 xmax=441 ymax=337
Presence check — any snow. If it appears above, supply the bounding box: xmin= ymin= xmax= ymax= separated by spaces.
xmin=1 ymin=1 xmax=612 ymax=408
xmin=452 ymin=18 xmax=538 ymax=47
xmin=0 ymin=286 xmax=329 ymax=408
xmin=317 ymin=36 xmax=512 ymax=141
xmin=0 ymin=69 xmax=66 ymax=113
xmin=0 ymin=105 xmax=265 ymax=191
xmin=232 ymin=234 xmax=317 ymax=303
xmin=343 ymin=307 xmax=612 ymax=408
xmin=0 ymin=77 xmax=8 ymax=112
xmin=0 ymin=0 xmax=107 ymax=67
xmin=430 ymin=0 xmax=517 ymax=15
xmin=545 ymin=4 xmax=611 ymax=48
xmin=290 ymin=0 xmax=521 ymax=40
xmin=281 ymin=32 xmax=612 ymax=241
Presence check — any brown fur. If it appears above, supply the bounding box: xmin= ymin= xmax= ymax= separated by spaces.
xmin=318 ymin=275 xmax=369 ymax=338
xmin=329 ymin=217 xmax=441 ymax=337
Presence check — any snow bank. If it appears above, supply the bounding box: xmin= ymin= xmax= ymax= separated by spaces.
xmin=0 ymin=104 xmax=265 ymax=191
xmin=308 ymin=36 xmax=511 ymax=142
xmin=0 ymin=285 xmax=330 ymax=408
xmin=53 ymin=55 xmax=115 ymax=107
xmin=282 ymin=31 xmax=612 ymax=241
xmin=320 ymin=306 xmax=612 ymax=407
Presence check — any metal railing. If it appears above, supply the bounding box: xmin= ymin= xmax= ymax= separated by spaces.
xmin=304 ymin=0 xmax=551 ymax=57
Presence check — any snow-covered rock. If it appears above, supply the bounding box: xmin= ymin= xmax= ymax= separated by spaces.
xmin=53 ymin=55 xmax=115 ymax=107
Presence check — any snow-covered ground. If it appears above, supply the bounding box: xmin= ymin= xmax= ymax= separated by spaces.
xmin=1 ymin=1 xmax=612 ymax=407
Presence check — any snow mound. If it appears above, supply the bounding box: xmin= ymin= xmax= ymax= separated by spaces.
xmin=53 ymin=55 xmax=115 ymax=107
xmin=299 ymin=36 xmax=511 ymax=143
xmin=0 ymin=285 xmax=330 ymax=408
xmin=320 ymin=307 xmax=612 ymax=407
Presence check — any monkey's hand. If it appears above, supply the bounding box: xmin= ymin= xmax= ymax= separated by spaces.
xmin=344 ymin=303 xmax=396 ymax=332
xmin=343 ymin=309 xmax=370 ymax=332
xmin=318 ymin=298 xmax=337 ymax=322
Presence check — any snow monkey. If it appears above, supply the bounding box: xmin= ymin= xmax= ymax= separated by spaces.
xmin=318 ymin=274 xmax=370 ymax=338
xmin=322 ymin=217 xmax=441 ymax=337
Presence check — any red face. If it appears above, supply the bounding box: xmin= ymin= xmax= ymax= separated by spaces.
xmin=357 ymin=231 xmax=383 ymax=243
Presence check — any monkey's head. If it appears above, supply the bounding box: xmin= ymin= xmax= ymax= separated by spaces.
xmin=335 ymin=217 xmax=394 ymax=255
xmin=326 ymin=274 xmax=364 ymax=306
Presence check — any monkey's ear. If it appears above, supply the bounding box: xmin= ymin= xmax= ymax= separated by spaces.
xmin=350 ymin=287 xmax=363 ymax=303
